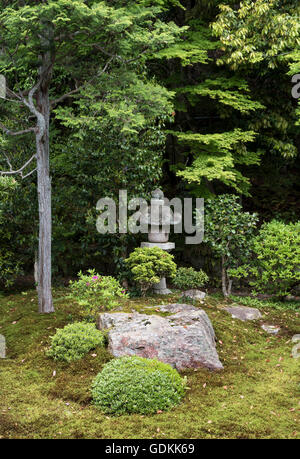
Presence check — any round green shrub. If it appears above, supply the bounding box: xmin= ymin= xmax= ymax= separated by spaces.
xmin=91 ymin=356 xmax=187 ymax=415
xmin=46 ymin=322 xmax=105 ymax=362
xmin=173 ymin=267 xmax=209 ymax=290
xmin=125 ymin=246 xmax=177 ymax=295
xmin=231 ymin=220 xmax=300 ymax=297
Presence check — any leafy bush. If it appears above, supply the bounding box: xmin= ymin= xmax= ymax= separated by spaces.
xmin=125 ymin=247 xmax=177 ymax=295
xmin=230 ymin=220 xmax=300 ymax=297
xmin=46 ymin=322 xmax=105 ymax=362
xmin=91 ymin=356 xmax=186 ymax=415
xmin=173 ymin=267 xmax=209 ymax=290
xmin=201 ymin=194 xmax=258 ymax=296
xmin=69 ymin=269 xmax=128 ymax=318
xmin=230 ymin=295 xmax=300 ymax=312
xmin=0 ymin=177 xmax=22 ymax=286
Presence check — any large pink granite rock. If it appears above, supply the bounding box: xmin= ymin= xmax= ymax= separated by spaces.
xmin=97 ymin=304 xmax=223 ymax=371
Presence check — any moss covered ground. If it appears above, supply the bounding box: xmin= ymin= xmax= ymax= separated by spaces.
xmin=0 ymin=288 xmax=299 ymax=439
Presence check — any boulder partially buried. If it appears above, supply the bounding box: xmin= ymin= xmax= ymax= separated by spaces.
xmin=97 ymin=304 xmax=223 ymax=371
xmin=224 ymin=305 xmax=262 ymax=321
xmin=0 ymin=334 xmax=6 ymax=359
xmin=181 ymin=289 xmax=206 ymax=301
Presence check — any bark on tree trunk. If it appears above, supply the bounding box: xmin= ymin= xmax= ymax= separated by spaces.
xmin=34 ymin=250 xmax=38 ymax=289
xmin=221 ymin=256 xmax=228 ymax=297
xmin=221 ymin=256 xmax=233 ymax=297
xmin=35 ymin=77 xmax=54 ymax=313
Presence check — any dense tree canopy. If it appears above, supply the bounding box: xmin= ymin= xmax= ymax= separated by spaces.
xmin=0 ymin=0 xmax=299 ymax=295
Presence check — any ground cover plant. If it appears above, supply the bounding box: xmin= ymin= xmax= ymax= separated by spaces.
xmin=0 ymin=288 xmax=299 ymax=439
xmin=46 ymin=322 xmax=105 ymax=363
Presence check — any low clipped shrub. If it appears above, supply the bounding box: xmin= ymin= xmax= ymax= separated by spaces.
xmin=173 ymin=267 xmax=209 ymax=290
xmin=125 ymin=247 xmax=177 ymax=295
xmin=69 ymin=269 xmax=128 ymax=318
xmin=46 ymin=322 xmax=105 ymax=362
xmin=91 ymin=356 xmax=187 ymax=415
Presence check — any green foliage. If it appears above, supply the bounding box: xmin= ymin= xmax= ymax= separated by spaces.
xmin=125 ymin=247 xmax=177 ymax=295
xmin=91 ymin=356 xmax=187 ymax=415
xmin=0 ymin=0 xmax=185 ymax=280
xmin=203 ymin=194 xmax=258 ymax=264
xmin=173 ymin=267 xmax=209 ymax=290
xmin=69 ymin=269 xmax=128 ymax=318
xmin=175 ymin=128 xmax=259 ymax=193
xmin=46 ymin=322 xmax=105 ymax=363
xmin=212 ymin=0 xmax=300 ymax=70
xmin=153 ymin=22 xmax=216 ymax=65
xmin=177 ymin=78 xmax=264 ymax=113
xmin=211 ymin=0 xmax=300 ymax=152
xmin=202 ymin=194 xmax=258 ymax=296
xmin=230 ymin=295 xmax=300 ymax=312
xmin=0 ymin=177 xmax=22 ymax=286
xmin=231 ymin=220 xmax=300 ymax=297
xmin=158 ymin=0 xmax=299 ymax=201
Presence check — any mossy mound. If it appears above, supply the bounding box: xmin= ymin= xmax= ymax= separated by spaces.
xmin=92 ymin=356 xmax=187 ymax=415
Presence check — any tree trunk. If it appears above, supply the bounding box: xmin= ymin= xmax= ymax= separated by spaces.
xmin=221 ymin=256 xmax=233 ymax=297
xmin=34 ymin=250 xmax=38 ymax=290
xmin=32 ymin=20 xmax=55 ymax=314
xmin=227 ymin=277 xmax=233 ymax=296
xmin=35 ymin=58 xmax=54 ymax=313
xmin=221 ymin=256 xmax=228 ymax=297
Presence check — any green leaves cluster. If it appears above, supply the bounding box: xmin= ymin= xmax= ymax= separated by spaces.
xmin=202 ymin=194 xmax=258 ymax=296
xmin=0 ymin=177 xmax=22 ymax=286
xmin=69 ymin=269 xmax=128 ymax=318
xmin=212 ymin=0 xmax=300 ymax=70
xmin=46 ymin=322 xmax=105 ymax=363
xmin=0 ymin=0 xmax=187 ymax=281
xmin=231 ymin=220 xmax=300 ymax=297
xmin=175 ymin=128 xmax=259 ymax=193
xmin=91 ymin=356 xmax=187 ymax=415
xmin=203 ymin=194 xmax=258 ymax=262
xmin=173 ymin=267 xmax=208 ymax=290
xmin=125 ymin=246 xmax=177 ymax=295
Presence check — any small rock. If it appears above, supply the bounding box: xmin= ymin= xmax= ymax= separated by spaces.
xmin=292 ymin=334 xmax=300 ymax=343
xmin=0 ymin=334 xmax=6 ymax=358
xmin=261 ymin=324 xmax=280 ymax=335
xmin=181 ymin=289 xmax=206 ymax=300
xmin=224 ymin=305 xmax=262 ymax=321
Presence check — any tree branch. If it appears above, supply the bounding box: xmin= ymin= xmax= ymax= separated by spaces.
xmin=21 ymin=167 xmax=37 ymax=179
xmin=0 ymin=154 xmax=37 ymax=179
xmin=0 ymin=121 xmax=36 ymax=136
xmin=50 ymin=56 xmax=114 ymax=108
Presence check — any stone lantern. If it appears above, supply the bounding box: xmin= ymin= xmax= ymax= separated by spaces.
xmin=141 ymin=189 xmax=181 ymax=294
